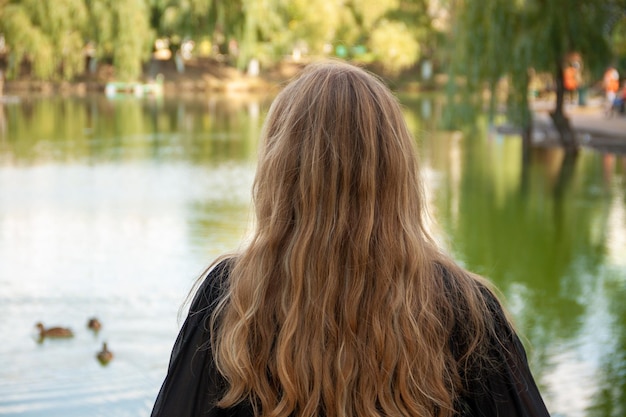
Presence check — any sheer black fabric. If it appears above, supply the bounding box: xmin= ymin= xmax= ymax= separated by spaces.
xmin=150 ymin=260 xmax=550 ymax=417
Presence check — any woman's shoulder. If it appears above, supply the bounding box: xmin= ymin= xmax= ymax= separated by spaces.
xmin=434 ymin=260 xmax=513 ymax=344
xmin=437 ymin=261 xmax=503 ymax=305
xmin=189 ymin=257 xmax=236 ymax=314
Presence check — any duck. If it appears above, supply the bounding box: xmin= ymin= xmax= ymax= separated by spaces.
xmin=35 ymin=322 xmax=74 ymax=339
xmin=96 ymin=342 xmax=114 ymax=365
xmin=87 ymin=317 xmax=102 ymax=332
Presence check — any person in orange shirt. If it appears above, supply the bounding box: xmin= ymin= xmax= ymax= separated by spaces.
xmin=603 ymin=66 xmax=620 ymax=114
xmin=564 ymin=64 xmax=579 ymax=104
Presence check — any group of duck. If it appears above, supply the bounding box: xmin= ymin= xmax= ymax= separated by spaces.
xmin=35 ymin=318 xmax=114 ymax=365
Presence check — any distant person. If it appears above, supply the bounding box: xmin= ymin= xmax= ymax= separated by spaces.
xmin=613 ymin=81 xmax=626 ymax=115
xmin=150 ymin=61 xmax=551 ymax=417
xmin=604 ymin=66 xmax=620 ymax=115
xmin=564 ymin=64 xmax=578 ymax=104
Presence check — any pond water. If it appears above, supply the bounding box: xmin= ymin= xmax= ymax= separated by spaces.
xmin=0 ymin=93 xmax=624 ymax=417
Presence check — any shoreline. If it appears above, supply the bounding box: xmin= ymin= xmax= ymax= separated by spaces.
xmin=1 ymin=75 xmax=277 ymax=96
xmin=0 ymin=58 xmax=444 ymax=97
xmin=497 ymin=98 xmax=626 ymax=154
xmin=0 ymin=58 xmax=301 ymax=96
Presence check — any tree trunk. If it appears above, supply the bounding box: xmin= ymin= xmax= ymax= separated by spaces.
xmin=522 ymin=119 xmax=533 ymax=166
xmin=551 ymin=62 xmax=579 ymax=155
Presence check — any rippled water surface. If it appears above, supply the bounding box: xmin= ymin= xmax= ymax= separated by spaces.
xmin=0 ymin=94 xmax=624 ymax=417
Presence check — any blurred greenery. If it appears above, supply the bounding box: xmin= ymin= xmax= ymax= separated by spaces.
xmin=0 ymin=0 xmax=438 ymax=80
xmin=1 ymin=0 xmax=624 ymax=85
xmin=448 ymin=0 xmax=626 ymax=129
xmin=1 ymin=0 xmax=88 ymax=80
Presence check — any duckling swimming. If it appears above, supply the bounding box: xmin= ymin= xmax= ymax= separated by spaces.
xmin=35 ymin=322 xmax=74 ymax=339
xmin=87 ymin=317 xmax=102 ymax=332
xmin=96 ymin=342 xmax=114 ymax=365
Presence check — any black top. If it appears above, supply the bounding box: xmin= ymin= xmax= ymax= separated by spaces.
xmin=151 ymin=260 xmax=551 ymax=417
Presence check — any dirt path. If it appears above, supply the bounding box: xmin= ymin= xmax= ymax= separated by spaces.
xmin=498 ymin=98 xmax=626 ymax=154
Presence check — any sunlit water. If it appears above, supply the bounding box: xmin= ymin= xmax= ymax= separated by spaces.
xmin=0 ymin=93 xmax=624 ymax=417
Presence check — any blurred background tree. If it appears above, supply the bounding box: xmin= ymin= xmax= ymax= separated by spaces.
xmin=0 ymin=0 xmax=438 ymax=80
xmin=0 ymin=0 xmax=87 ymax=80
xmin=612 ymin=14 xmax=626 ymax=67
xmin=148 ymin=0 xmax=243 ymax=59
xmin=0 ymin=0 xmax=624 ymax=88
xmin=86 ymin=0 xmax=153 ymax=81
xmin=448 ymin=0 xmax=626 ymax=153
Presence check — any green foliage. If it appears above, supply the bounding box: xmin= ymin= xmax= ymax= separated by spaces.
xmin=0 ymin=0 xmax=438 ymax=81
xmin=148 ymin=0 xmax=247 ymax=66
xmin=166 ymin=0 xmax=211 ymax=33
xmin=0 ymin=0 xmax=87 ymax=80
xmin=339 ymin=0 xmax=430 ymax=74
xmin=612 ymin=17 xmax=626 ymax=57
xmin=369 ymin=20 xmax=420 ymax=75
xmin=449 ymin=0 xmax=625 ymax=127
xmin=283 ymin=0 xmax=341 ymax=55
xmin=86 ymin=0 xmax=154 ymax=81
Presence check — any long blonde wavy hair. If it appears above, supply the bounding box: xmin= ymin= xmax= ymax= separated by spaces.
xmin=211 ymin=61 xmax=503 ymax=417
